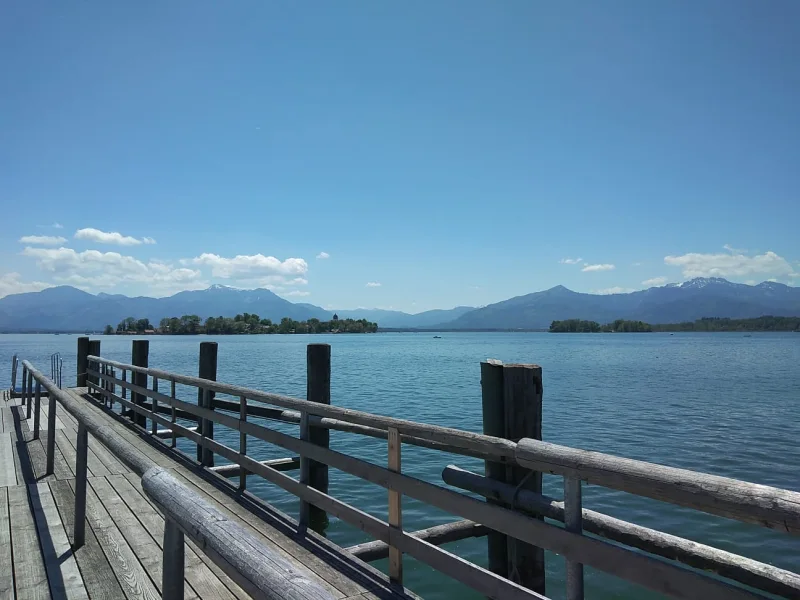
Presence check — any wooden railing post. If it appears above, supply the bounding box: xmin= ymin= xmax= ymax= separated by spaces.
xmin=11 ymin=355 xmax=17 ymax=394
xmin=131 ymin=340 xmax=149 ymax=427
xmin=162 ymin=518 xmax=185 ymax=599
xmin=77 ymin=336 xmax=89 ymax=388
xmin=239 ymin=395 xmax=247 ymax=490
xmin=564 ymin=477 xmax=584 ymax=600
xmin=480 ymin=359 xmax=508 ymax=576
xmin=87 ymin=340 xmax=101 ymax=400
xmin=26 ymin=369 xmax=33 ymax=419
xmin=20 ymin=364 xmax=27 ymax=406
xmin=74 ymin=423 xmax=88 ymax=549
xmin=388 ymin=427 xmax=403 ymax=585
xmin=503 ymin=363 xmax=545 ymax=595
xmin=46 ymin=390 xmax=57 ymax=475
xmin=300 ymin=343 xmax=330 ymax=534
xmin=151 ymin=377 xmax=159 ymax=436
xmin=33 ymin=381 xmax=41 ymax=439
xmin=197 ymin=342 xmax=218 ymax=466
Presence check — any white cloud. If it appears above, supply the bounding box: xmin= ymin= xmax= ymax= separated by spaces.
xmin=0 ymin=272 xmax=53 ymax=298
xmin=316 ymin=252 xmax=330 ymax=259
xmin=559 ymin=257 xmax=583 ymax=265
xmin=282 ymin=290 xmax=311 ymax=297
xmin=366 ymin=282 xmax=382 ymax=287
xmin=723 ymin=244 xmax=747 ymax=254
xmin=74 ymin=228 xmax=156 ymax=246
xmin=21 ymin=246 xmax=204 ymax=296
xmin=53 ymin=222 xmax=63 ymax=229
xmin=592 ymin=287 xmax=635 ymax=295
xmin=188 ymin=253 xmax=307 ymax=279
xmin=664 ymin=248 xmax=796 ymax=279
xmin=19 ymin=235 xmax=67 ymax=245
xmin=582 ymin=263 xmax=615 ymax=272
xmin=642 ymin=277 xmax=668 ymax=287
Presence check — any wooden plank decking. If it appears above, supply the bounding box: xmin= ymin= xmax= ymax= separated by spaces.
xmin=1 ymin=388 xmax=415 ymax=600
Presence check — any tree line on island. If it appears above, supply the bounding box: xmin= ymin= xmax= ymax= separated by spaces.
xmin=549 ymin=316 xmax=800 ymax=333
xmin=105 ymin=313 xmax=378 ymax=335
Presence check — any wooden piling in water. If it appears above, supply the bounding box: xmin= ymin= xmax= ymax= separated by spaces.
xmin=131 ymin=340 xmax=149 ymax=427
xmin=300 ymin=343 xmax=331 ymax=534
xmin=480 ymin=359 xmax=546 ymax=595
xmin=87 ymin=340 xmax=101 ymax=400
xmin=197 ymin=342 xmax=218 ymax=466
xmin=77 ymin=336 xmax=89 ymax=388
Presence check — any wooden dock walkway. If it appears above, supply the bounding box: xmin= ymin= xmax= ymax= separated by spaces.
xmin=0 ymin=387 xmax=413 ymax=600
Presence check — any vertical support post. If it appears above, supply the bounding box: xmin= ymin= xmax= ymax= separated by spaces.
xmin=11 ymin=355 xmax=17 ymax=394
xmin=74 ymin=423 xmax=88 ymax=549
xmin=33 ymin=381 xmax=41 ymax=439
xmin=151 ymin=377 xmax=159 ymax=436
xmin=77 ymin=336 xmax=89 ymax=388
xmin=564 ymin=477 xmax=584 ymax=600
xmin=481 ymin=359 xmax=508 ymax=577
xmin=170 ymin=380 xmax=177 ymax=448
xmin=87 ymin=340 xmax=100 ymax=399
xmin=20 ymin=365 xmax=27 ymax=405
xmin=26 ymin=370 xmax=33 ymax=419
xmin=239 ymin=395 xmax=247 ymax=490
xmin=162 ymin=519 xmax=185 ymax=600
xmin=131 ymin=340 xmax=149 ymax=427
xmin=503 ymin=363 xmax=545 ymax=595
xmin=196 ymin=342 xmax=218 ymax=465
xmin=300 ymin=343 xmax=330 ymax=534
xmin=388 ymin=427 xmax=403 ymax=585
xmin=46 ymin=393 xmax=56 ymax=475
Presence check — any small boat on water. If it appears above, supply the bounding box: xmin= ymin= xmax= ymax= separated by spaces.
xmin=433 ymin=335 xmax=442 ymax=339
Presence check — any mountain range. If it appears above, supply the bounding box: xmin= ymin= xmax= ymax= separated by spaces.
xmin=0 ymin=278 xmax=798 ymax=332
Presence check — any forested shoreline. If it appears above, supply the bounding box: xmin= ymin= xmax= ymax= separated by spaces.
xmin=550 ymin=316 xmax=800 ymax=333
xmin=105 ymin=313 xmax=378 ymax=335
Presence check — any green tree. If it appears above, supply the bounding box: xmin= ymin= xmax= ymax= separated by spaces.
xmin=104 ymin=324 xmax=114 ymax=335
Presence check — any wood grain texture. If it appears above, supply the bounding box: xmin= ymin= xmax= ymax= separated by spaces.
xmin=8 ymin=480 xmax=51 ymax=600
xmin=0 ymin=488 xmax=13 ymax=600
xmin=142 ymin=466 xmax=338 ymax=600
xmin=0 ymin=433 xmax=17 ymax=487
xmin=515 ymin=437 xmax=800 ymax=534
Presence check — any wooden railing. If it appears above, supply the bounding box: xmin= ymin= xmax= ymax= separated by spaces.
xmin=19 ymin=360 xmax=335 ymax=600
xmin=82 ymin=351 xmax=800 ymax=600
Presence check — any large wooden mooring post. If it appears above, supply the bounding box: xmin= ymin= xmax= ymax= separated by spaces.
xmin=77 ymin=336 xmax=89 ymax=388
xmin=87 ymin=340 xmax=101 ymax=399
xmin=131 ymin=340 xmax=149 ymax=427
xmin=300 ymin=343 xmax=331 ymax=534
xmin=481 ymin=360 xmax=545 ymax=596
xmin=197 ymin=342 xmax=218 ymax=466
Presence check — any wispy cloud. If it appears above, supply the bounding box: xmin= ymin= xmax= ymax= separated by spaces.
xmin=0 ymin=272 xmax=53 ymax=298
xmin=664 ymin=246 xmax=796 ymax=279
xmin=75 ymin=228 xmax=156 ymax=246
xmin=366 ymin=282 xmax=382 ymax=287
xmin=642 ymin=276 xmax=668 ymax=287
xmin=187 ymin=253 xmax=307 ymax=279
xmin=282 ymin=290 xmax=311 ymax=297
xmin=19 ymin=235 xmax=67 ymax=246
xmin=723 ymin=244 xmax=747 ymax=254
xmin=559 ymin=257 xmax=583 ymax=265
xmin=316 ymin=251 xmax=330 ymax=259
xmin=582 ymin=263 xmax=615 ymax=272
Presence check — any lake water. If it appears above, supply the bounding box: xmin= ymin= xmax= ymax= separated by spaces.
xmin=2 ymin=332 xmax=799 ymax=599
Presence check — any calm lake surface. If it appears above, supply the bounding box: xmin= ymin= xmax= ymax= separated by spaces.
xmin=2 ymin=332 xmax=799 ymax=599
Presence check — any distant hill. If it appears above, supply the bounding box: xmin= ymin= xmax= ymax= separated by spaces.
xmin=443 ymin=278 xmax=800 ymax=329
xmin=0 ymin=278 xmax=797 ymax=332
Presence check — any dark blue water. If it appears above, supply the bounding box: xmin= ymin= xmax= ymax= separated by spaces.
xmin=2 ymin=332 xmax=799 ymax=599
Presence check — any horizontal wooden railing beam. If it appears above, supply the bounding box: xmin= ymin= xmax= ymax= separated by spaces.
xmin=210 ymin=457 xmax=300 ymax=477
xmin=515 ymin=438 xmax=800 ymax=535
xmin=443 ymin=465 xmax=800 ymax=599
xmin=88 ymin=356 xmax=517 ymax=462
xmin=347 ymin=519 xmax=488 ymax=562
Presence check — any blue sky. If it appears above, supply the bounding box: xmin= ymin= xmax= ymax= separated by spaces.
xmin=2 ymin=1 xmax=798 ymax=312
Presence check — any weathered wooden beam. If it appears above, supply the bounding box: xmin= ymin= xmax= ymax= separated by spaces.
xmin=142 ymin=466 xmax=337 ymax=600
xmin=131 ymin=340 xmax=148 ymax=427
xmin=210 ymin=457 xmax=300 ymax=478
xmin=481 ymin=359 xmax=508 ymax=577
xmin=442 ymin=464 xmax=800 ymax=599
xmin=76 ymin=337 xmax=89 ymax=388
xmin=348 ymin=520 xmax=489 ymax=562
xmin=515 ymin=437 xmax=800 ymax=535
xmin=87 ymin=340 xmax=100 ymax=400
xmin=155 ymin=426 xmax=198 ymax=439
xmin=197 ymin=342 xmax=217 ymax=466
xmin=301 ymin=343 xmax=330 ymax=534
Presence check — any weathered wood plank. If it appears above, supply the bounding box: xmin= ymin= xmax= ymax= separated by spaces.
xmin=38 ymin=432 xmax=73 ymax=482
xmin=105 ymin=474 xmax=245 ymax=600
xmin=0 ymin=488 xmax=13 ymax=600
xmin=48 ymin=480 xmax=126 ymax=600
xmin=29 ymin=482 xmax=89 ymax=599
xmin=515 ymin=437 xmax=800 ymax=534
xmin=0 ymin=433 xmax=17 ymax=487
xmin=67 ymin=478 xmax=160 ymax=600
xmin=8 ymin=485 xmax=51 ymax=600
xmin=142 ymin=467 xmax=338 ymax=600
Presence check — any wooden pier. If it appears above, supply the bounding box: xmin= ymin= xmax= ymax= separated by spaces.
xmin=2 ymin=338 xmax=800 ymax=599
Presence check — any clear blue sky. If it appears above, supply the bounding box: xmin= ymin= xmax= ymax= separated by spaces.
xmin=2 ymin=1 xmax=798 ymax=311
